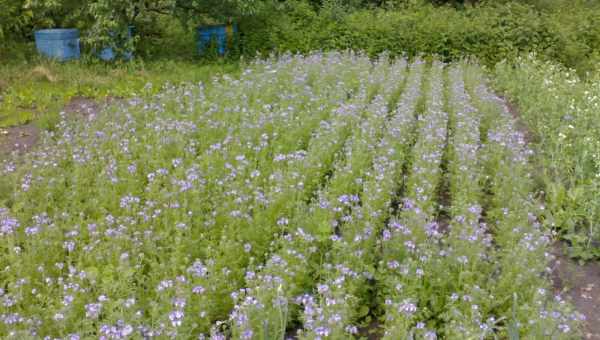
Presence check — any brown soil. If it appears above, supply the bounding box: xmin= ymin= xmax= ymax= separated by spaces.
xmin=0 ymin=124 xmax=40 ymax=155
xmin=0 ymin=97 xmax=104 ymax=156
xmin=358 ymin=319 xmax=382 ymax=340
xmin=500 ymin=95 xmax=536 ymax=145
xmin=63 ymin=96 xmax=102 ymax=119
xmin=551 ymin=242 xmax=600 ymax=338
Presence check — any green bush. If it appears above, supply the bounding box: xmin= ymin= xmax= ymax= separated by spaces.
xmin=542 ymin=3 xmax=600 ymax=73
xmin=239 ymin=0 xmax=600 ymax=73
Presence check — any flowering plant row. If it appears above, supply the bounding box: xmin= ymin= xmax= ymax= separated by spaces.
xmin=0 ymin=53 xmax=581 ymax=339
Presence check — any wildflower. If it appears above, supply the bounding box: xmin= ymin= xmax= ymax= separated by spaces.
xmin=0 ymin=215 xmax=19 ymax=236
xmin=398 ymin=299 xmax=417 ymax=316
xmin=85 ymin=303 xmax=102 ymax=319
xmin=424 ymin=331 xmax=437 ymax=340
xmin=345 ymin=325 xmax=358 ymax=334
xmin=169 ymin=310 xmax=184 ymax=327
xmin=314 ymin=326 xmax=330 ymax=337
xmin=187 ymin=260 xmax=208 ymax=278
xmin=241 ymin=329 xmax=253 ymax=339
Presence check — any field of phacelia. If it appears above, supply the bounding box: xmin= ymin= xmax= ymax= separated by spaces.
xmin=0 ymin=52 xmax=583 ymax=339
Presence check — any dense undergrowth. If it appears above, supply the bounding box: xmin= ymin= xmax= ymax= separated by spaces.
xmin=494 ymin=55 xmax=600 ymax=261
xmin=0 ymin=52 xmax=582 ymax=339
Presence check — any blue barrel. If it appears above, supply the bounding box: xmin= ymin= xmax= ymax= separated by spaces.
xmin=99 ymin=26 xmax=135 ymax=61
xmin=34 ymin=29 xmax=80 ymax=61
xmin=197 ymin=24 xmax=238 ymax=56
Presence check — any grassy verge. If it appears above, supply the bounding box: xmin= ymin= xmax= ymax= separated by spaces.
xmin=0 ymin=54 xmax=239 ymax=129
xmin=494 ymin=55 xmax=600 ymax=261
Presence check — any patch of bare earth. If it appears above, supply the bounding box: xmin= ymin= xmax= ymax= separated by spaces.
xmin=358 ymin=319 xmax=382 ymax=340
xmin=500 ymin=95 xmax=536 ymax=145
xmin=551 ymin=243 xmax=600 ymax=339
xmin=63 ymin=96 xmax=102 ymax=120
xmin=0 ymin=96 xmax=105 ymax=156
xmin=0 ymin=124 xmax=40 ymax=155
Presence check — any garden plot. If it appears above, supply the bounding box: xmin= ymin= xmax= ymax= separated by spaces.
xmin=0 ymin=52 xmax=582 ymax=339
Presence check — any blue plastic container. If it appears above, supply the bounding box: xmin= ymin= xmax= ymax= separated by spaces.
xmin=99 ymin=26 xmax=135 ymax=61
xmin=34 ymin=29 xmax=80 ymax=61
xmin=197 ymin=24 xmax=238 ymax=56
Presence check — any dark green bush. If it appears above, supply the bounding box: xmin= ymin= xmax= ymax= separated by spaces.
xmin=240 ymin=0 xmax=600 ymax=73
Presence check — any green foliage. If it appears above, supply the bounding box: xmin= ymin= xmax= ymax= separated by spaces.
xmin=542 ymin=3 xmax=600 ymax=74
xmin=25 ymin=0 xmax=85 ymax=28
xmin=173 ymin=0 xmax=267 ymax=24
xmin=494 ymin=55 xmax=600 ymax=260
xmin=0 ymin=0 xmax=26 ymax=40
xmin=2 ymin=0 xmax=600 ymax=74
xmin=0 ymin=0 xmax=269 ymax=58
xmin=240 ymin=0 xmax=600 ymax=73
xmin=83 ymin=0 xmax=145 ymax=54
xmin=0 ymin=57 xmax=239 ymax=129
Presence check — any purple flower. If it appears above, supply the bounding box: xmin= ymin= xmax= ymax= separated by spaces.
xmin=0 ymin=215 xmax=19 ymax=236
xmin=315 ymin=326 xmax=330 ymax=337
xmin=398 ymin=299 xmax=417 ymax=316
xmin=85 ymin=303 xmax=102 ymax=319
xmin=241 ymin=329 xmax=253 ymax=339
xmin=119 ymin=194 xmax=140 ymax=209
xmin=187 ymin=260 xmax=208 ymax=278
xmin=169 ymin=310 xmax=184 ymax=327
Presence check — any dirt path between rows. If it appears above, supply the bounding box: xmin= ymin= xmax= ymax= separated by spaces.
xmin=551 ymin=243 xmax=600 ymax=339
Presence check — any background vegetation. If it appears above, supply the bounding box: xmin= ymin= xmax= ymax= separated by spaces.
xmin=1 ymin=0 xmax=600 ymax=71
xmin=2 ymin=0 xmax=600 ymax=129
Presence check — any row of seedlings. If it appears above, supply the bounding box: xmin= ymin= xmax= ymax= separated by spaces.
xmin=435 ymin=65 xmax=493 ymax=338
xmin=464 ymin=68 xmax=582 ymax=338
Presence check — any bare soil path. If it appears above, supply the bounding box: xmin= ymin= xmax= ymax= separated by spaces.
xmin=552 ymin=243 xmax=600 ymax=339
